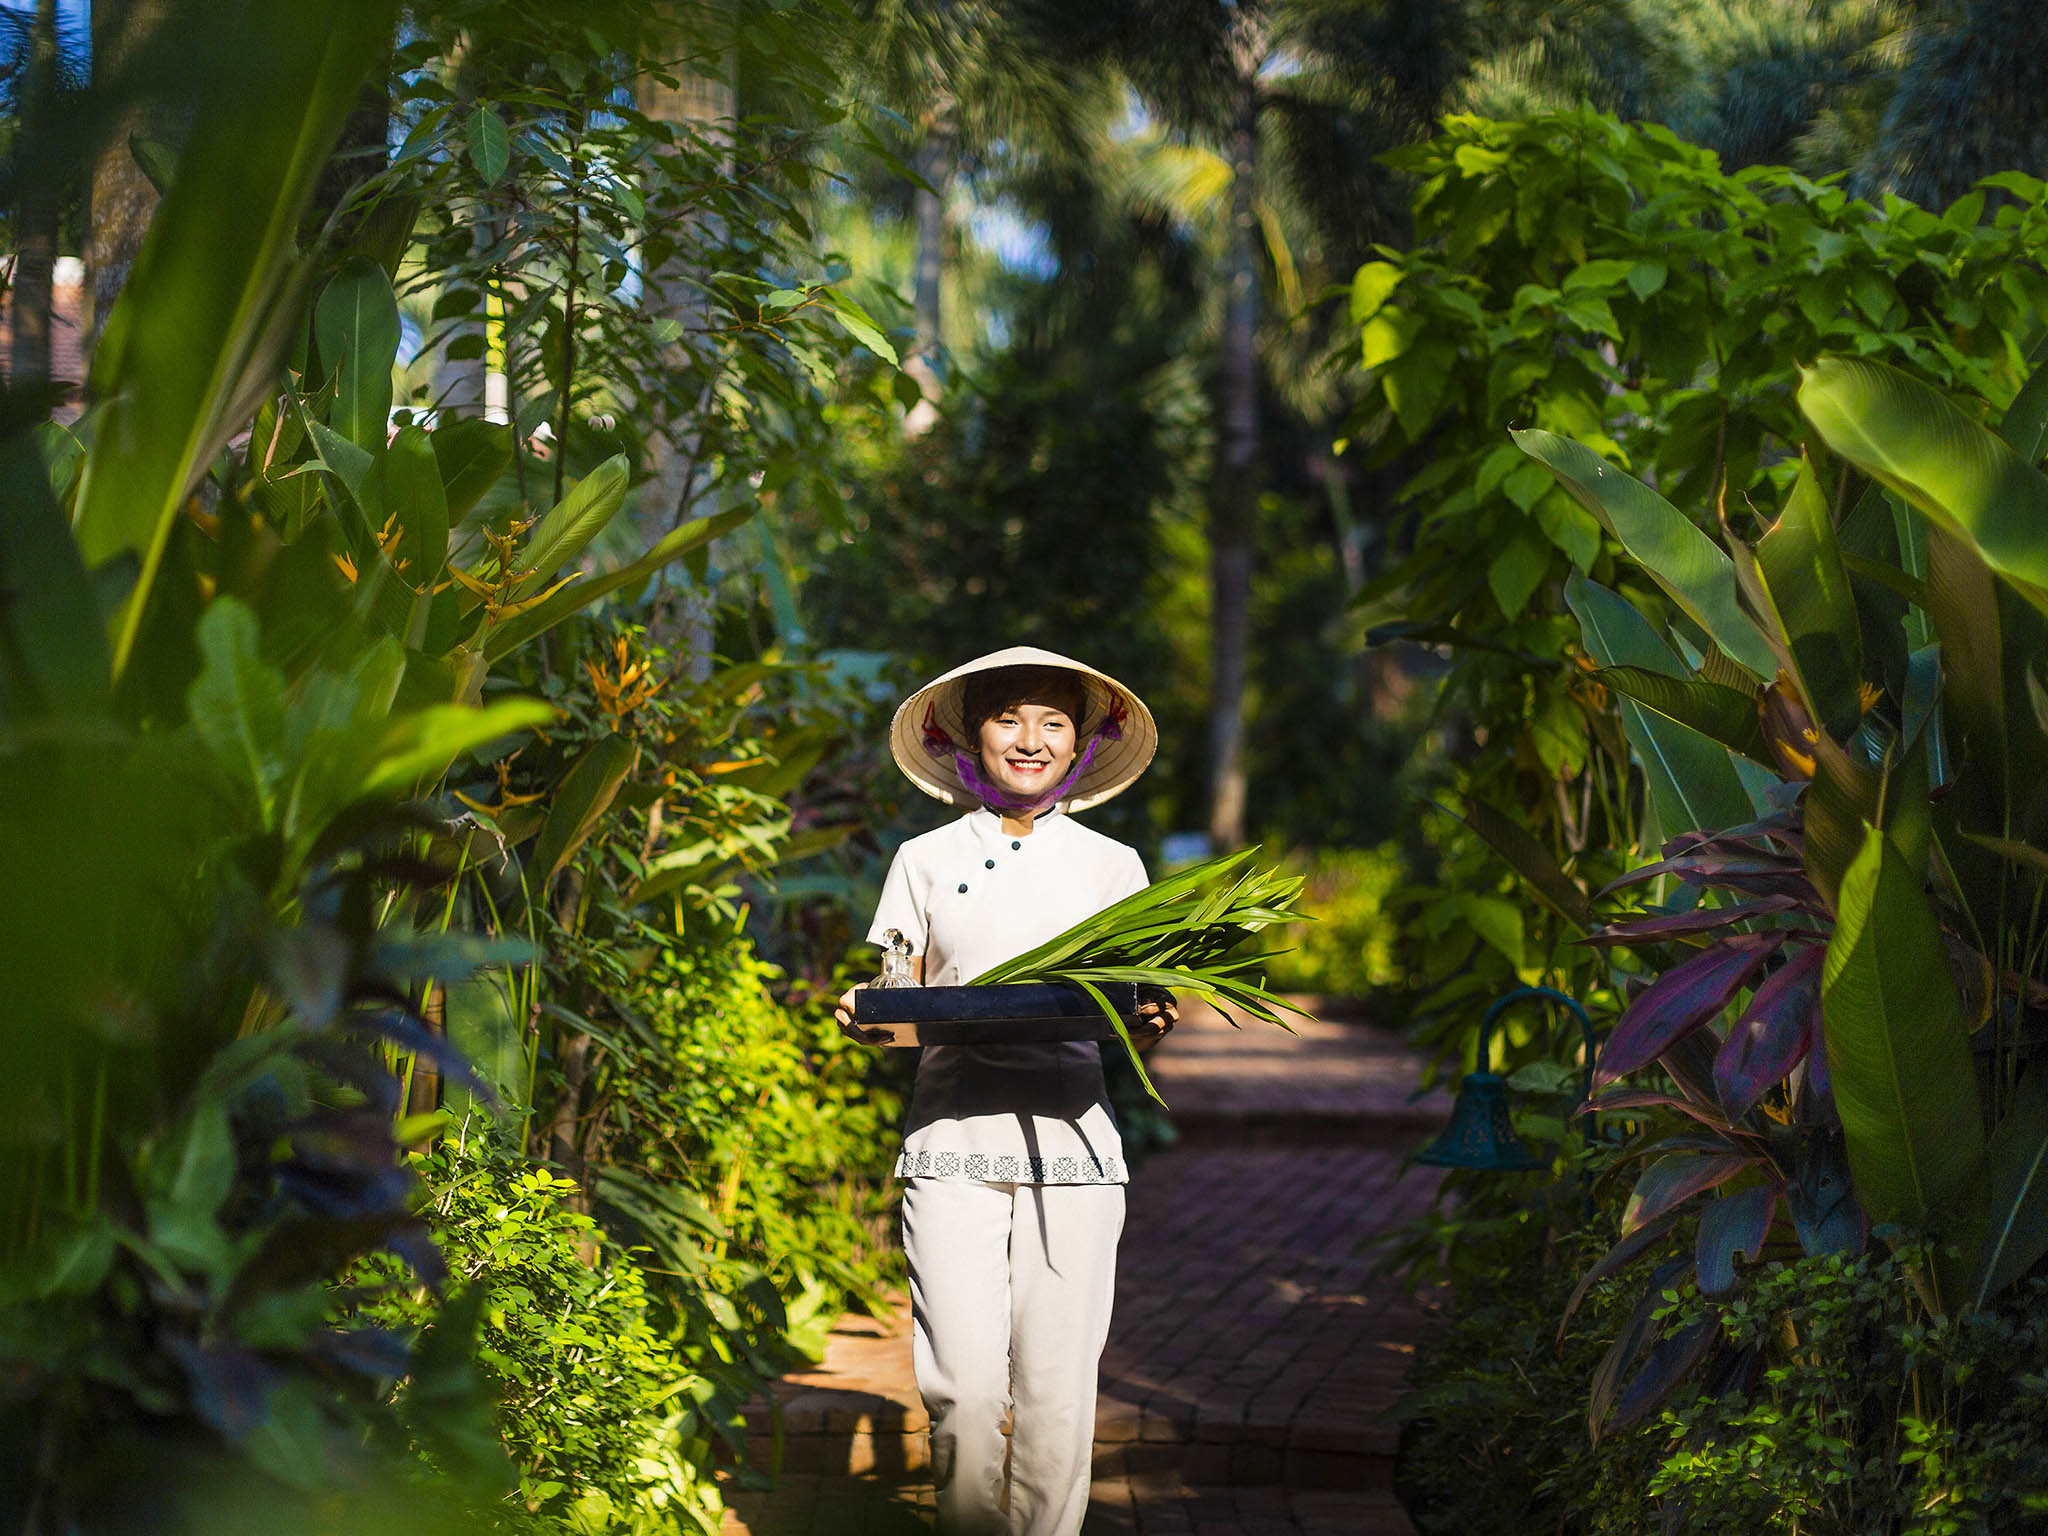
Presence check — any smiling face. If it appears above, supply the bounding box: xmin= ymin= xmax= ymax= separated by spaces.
xmin=975 ymin=696 xmax=1080 ymax=803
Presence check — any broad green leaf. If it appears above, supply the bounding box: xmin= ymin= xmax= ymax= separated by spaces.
xmin=128 ymin=132 xmax=180 ymax=195
xmin=1562 ymin=258 xmax=1638 ymax=292
xmin=1822 ymin=825 xmax=1985 ymax=1309
xmin=280 ymin=638 xmax=406 ymax=857
xmin=305 ymin=416 xmax=383 ymax=556
xmin=1462 ymin=893 xmax=1525 ymax=966
xmin=483 ymin=503 xmax=755 ymax=661
xmin=1533 ymin=488 xmax=1602 ymax=571
xmin=72 ymin=1 xmax=394 ymax=675
xmin=1387 ymin=342 xmax=1456 ymax=439
xmin=1626 ymin=260 xmax=1667 ymax=300
xmin=1798 ymin=356 xmax=2048 ymax=617
xmin=1486 ymin=519 xmax=1550 ymax=619
xmin=1515 ymin=429 xmax=1777 ymax=679
xmin=525 ymin=732 xmax=638 ymax=894
xmin=1997 ymin=330 xmax=2048 ymax=466
xmin=1594 ymin=666 xmax=1770 ymax=763
xmin=1436 ymin=796 xmax=1596 ymax=933
xmin=466 ymin=103 xmax=511 ymax=184
xmin=1973 ymin=1073 xmax=2048 ymax=1307
xmin=0 ymin=435 xmax=110 ymax=715
xmin=386 ymin=424 xmax=450 ymax=587
xmin=817 ymin=289 xmax=898 ymax=365
xmin=1349 ymin=261 xmax=1403 ymax=324
xmin=1754 ymin=459 xmax=1864 ymax=739
xmin=359 ymin=698 xmax=554 ymax=799
xmin=1565 ymin=575 xmax=1753 ymax=842
xmin=188 ymin=599 xmax=287 ymax=826
xmin=30 ymin=1217 xmax=116 ymax=1300
xmin=313 ymin=255 xmax=400 ymax=450
xmin=510 ymin=454 xmax=629 ymax=594
xmin=430 ymin=417 xmax=512 ymax=523
xmin=1361 ymin=308 xmax=1423 ymax=369
xmin=150 ymin=1102 xmax=237 ymax=1218
xmin=1921 ymin=526 xmax=2006 ymax=806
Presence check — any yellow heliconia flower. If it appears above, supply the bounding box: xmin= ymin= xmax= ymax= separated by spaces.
xmin=583 ymin=634 xmax=666 ymax=718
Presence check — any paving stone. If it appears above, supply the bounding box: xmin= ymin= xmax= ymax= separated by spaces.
xmin=1229 ymin=1443 xmax=1286 ymax=1483
xmin=1139 ymin=1401 xmax=1194 ymax=1442
xmin=1097 ymin=1394 xmax=1144 ymax=1442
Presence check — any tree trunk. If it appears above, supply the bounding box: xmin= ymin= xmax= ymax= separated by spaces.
xmin=636 ymin=35 xmax=734 ymax=680
xmin=84 ymin=0 xmax=173 ymax=357
xmin=10 ymin=0 xmax=61 ymax=393
xmin=308 ymin=83 xmax=392 ymax=241
xmin=1207 ymin=79 xmax=1260 ymax=852
xmin=901 ymin=94 xmax=957 ymax=439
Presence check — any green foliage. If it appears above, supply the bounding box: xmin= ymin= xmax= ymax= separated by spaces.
xmin=1255 ymin=844 xmax=1408 ymax=997
xmin=1647 ymin=1256 xmax=2048 ymax=1533
xmin=422 ymin=622 xmax=903 ymax=1510
xmin=1397 ymin=1231 xmax=2048 ymax=1535
xmin=74 ymin=0 xmax=395 ymax=674
xmin=592 ymin=930 xmax=904 ymax=1332
xmin=359 ymin=1130 xmax=732 ymax=1535
xmin=1822 ymin=826 xmax=1984 ymax=1306
xmin=973 ymin=848 xmax=1313 ymax=1101
xmin=2 ymin=5 xmax=907 ymax=1528
xmin=1347 ymin=104 xmax=2048 ymax=1150
xmin=1355 ymin=109 xmax=2048 ymax=1476
xmin=376 ymin=0 xmax=888 ymax=526
xmin=1392 ymin=1206 xmax=1663 ymax=1535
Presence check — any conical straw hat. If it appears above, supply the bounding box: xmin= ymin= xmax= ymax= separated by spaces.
xmin=888 ymin=646 xmax=1157 ymax=813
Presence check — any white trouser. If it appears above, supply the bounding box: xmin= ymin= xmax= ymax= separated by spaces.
xmin=901 ymin=1178 xmax=1126 ymax=1536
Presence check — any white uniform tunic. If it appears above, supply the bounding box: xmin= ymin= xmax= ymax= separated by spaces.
xmin=867 ymin=806 xmax=1149 ymax=1185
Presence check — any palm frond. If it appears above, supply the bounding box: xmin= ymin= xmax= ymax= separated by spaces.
xmin=971 ymin=849 xmax=1314 ymax=1104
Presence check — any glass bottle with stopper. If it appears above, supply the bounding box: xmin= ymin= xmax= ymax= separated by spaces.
xmin=872 ymin=928 xmax=918 ymax=989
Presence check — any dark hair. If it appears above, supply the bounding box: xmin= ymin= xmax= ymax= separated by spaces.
xmin=960 ymin=665 xmax=1089 ymax=738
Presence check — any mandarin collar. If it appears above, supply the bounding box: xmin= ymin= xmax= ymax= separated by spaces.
xmin=968 ymin=805 xmax=1064 ymax=848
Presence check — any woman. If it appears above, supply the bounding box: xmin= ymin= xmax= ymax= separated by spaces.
xmin=836 ymin=645 xmax=1170 ymax=1536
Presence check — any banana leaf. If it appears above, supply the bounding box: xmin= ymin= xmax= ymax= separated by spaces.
xmin=74 ymin=1 xmax=396 ymax=677
xmin=1515 ymin=429 xmax=1777 ymax=679
xmin=1754 ymin=459 xmax=1864 ymax=740
xmin=1821 ymin=825 xmax=1986 ymax=1311
xmin=1799 ymin=356 xmax=2048 ymax=617
xmin=1565 ymin=574 xmax=1754 ymax=845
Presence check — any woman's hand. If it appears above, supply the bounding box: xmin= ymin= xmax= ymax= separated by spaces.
xmin=835 ymin=985 xmax=890 ymax=1046
xmin=1134 ymin=988 xmax=1178 ymax=1034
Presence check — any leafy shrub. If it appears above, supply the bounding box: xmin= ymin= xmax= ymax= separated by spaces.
xmin=601 ymin=930 xmax=906 ymax=1329
xmin=1398 ymin=1227 xmax=2048 ymax=1535
xmin=1646 ymin=1255 xmax=2048 ymax=1535
xmin=360 ymin=1127 xmax=730 ymax=1536
xmin=1394 ymin=1204 xmax=1662 ymax=1535
xmin=1256 ymin=844 xmax=1408 ymax=997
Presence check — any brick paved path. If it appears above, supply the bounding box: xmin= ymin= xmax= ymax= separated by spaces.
xmin=721 ymin=999 xmax=1448 ymax=1536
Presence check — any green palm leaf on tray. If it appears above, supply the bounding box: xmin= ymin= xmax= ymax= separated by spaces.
xmin=969 ymin=848 xmax=1314 ymax=1106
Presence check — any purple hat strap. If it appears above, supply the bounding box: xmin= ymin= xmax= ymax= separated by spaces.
xmin=920 ymin=688 xmax=1122 ymax=814
xmin=949 ymin=732 xmax=1105 ymax=815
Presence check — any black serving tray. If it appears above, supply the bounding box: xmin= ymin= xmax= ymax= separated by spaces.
xmin=851 ymin=980 xmax=1170 ymax=1048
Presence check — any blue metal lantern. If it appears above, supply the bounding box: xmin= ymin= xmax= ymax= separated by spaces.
xmin=1414 ymin=985 xmax=1595 ymax=1172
